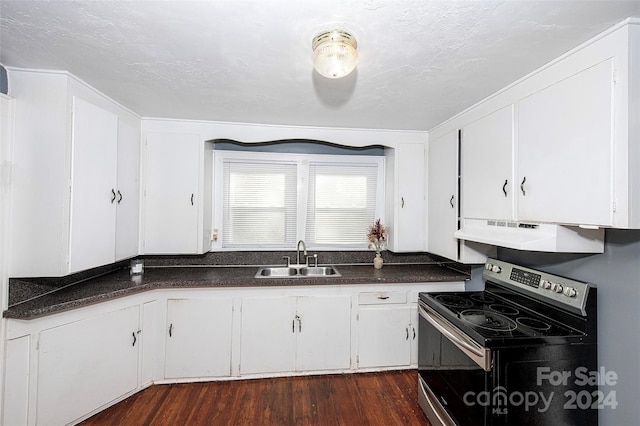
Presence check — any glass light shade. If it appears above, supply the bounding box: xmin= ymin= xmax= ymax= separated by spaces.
xmin=312 ymin=30 xmax=358 ymax=79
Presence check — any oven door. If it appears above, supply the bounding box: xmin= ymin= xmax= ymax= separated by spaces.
xmin=418 ymin=300 xmax=494 ymax=426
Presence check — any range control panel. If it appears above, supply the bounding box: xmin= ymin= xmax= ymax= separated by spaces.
xmin=483 ymin=259 xmax=591 ymax=316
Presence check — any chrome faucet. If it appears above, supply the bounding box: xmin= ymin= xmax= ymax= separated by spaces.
xmin=296 ymin=240 xmax=307 ymax=266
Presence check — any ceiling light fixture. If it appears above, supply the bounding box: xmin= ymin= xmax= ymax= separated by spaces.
xmin=312 ymin=30 xmax=358 ymax=79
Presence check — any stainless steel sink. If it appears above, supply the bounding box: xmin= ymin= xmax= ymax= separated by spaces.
xmin=255 ymin=267 xmax=299 ymax=277
xmin=255 ymin=265 xmax=341 ymax=278
xmin=298 ymin=266 xmax=341 ymax=277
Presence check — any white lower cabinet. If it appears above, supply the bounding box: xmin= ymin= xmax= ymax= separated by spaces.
xmin=240 ymin=295 xmax=351 ymax=375
xmin=3 ymin=336 xmax=30 ymax=426
xmin=3 ymin=282 xmax=464 ymax=425
xmin=164 ymin=298 xmax=233 ymax=379
xmin=357 ymin=292 xmax=418 ymax=369
xmin=36 ymin=305 xmax=141 ymax=426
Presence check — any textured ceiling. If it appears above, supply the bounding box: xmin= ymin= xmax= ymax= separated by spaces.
xmin=2 ymin=0 xmax=640 ymax=131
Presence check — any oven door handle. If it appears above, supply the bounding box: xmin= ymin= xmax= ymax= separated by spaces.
xmin=419 ymin=302 xmax=491 ymax=371
xmin=419 ymin=376 xmax=456 ymax=426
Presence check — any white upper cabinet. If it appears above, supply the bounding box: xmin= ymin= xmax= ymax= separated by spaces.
xmin=428 ymin=130 xmax=495 ymax=263
xmin=427 ymin=131 xmax=459 ymax=261
xmin=115 ymin=119 xmax=142 ymax=261
xmin=517 ymin=59 xmax=614 ymax=225
xmin=143 ymin=133 xmax=200 ymax=254
xmin=142 ymin=128 xmax=213 ymax=255
xmin=8 ymin=70 xmax=141 ymax=277
xmin=69 ymin=97 xmax=119 ymax=272
xmin=460 ymin=105 xmax=515 ymax=221
xmin=433 ymin=20 xmax=640 ymax=236
xmin=385 ymin=143 xmax=426 ymax=252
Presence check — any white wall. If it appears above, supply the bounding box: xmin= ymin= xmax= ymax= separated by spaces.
xmin=497 ymin=229 xmax=640 ymax=425
xmin=0 ymin=93 xmax=15 ymax=425
xmin=141 ymin=117 xmax=428 ymax=148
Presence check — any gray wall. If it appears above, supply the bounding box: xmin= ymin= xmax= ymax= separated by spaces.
xmin=474 ymin=230 xmax=640 ymax=425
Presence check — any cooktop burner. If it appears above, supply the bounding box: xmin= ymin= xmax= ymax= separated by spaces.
xmin=470 ymin=293 xmax=496 ymax=304
xmin=460 ymin=309 xmax=518 ymax=332
xmin=433 ymin=294 xmax=474 ymax=309
xmin=517 ymin=317 xmax=552 ymax=331
xmin=489 ymin=304 xmax=520 ymax=315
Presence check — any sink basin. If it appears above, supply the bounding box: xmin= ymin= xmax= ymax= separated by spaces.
xmin=255 ymin=265 xmax=341 ymax=278
xmin=298 ymin=266 xmax=341 ymax=277
xmin=256 ymin=267 xmax=298 ymax=277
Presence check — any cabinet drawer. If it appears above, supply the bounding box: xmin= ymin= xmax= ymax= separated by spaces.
xmin=358 ymin=291 xmax=407 ymax=305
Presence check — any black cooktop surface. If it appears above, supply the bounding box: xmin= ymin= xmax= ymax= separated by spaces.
xmin=420 ymin=288 xmax=587 ymax=347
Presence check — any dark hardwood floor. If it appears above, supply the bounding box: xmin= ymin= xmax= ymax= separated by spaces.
xmin=80 ymin=370 xmax=429 ymax=425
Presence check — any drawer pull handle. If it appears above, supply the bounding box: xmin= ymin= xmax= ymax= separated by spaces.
xmin=117 ymin=190 xmax=123 ymax=204
xmin=377 ymin=296 xmax=389 ymax=300
xmin=111 ymin=188 xmax=116 ymax=203
xmin=520 ymin=177 xmax=527 ymax=196
xmin=169 ymin=323 xmax=173 ymax=337
xmin=132 ymin=331 xmax=137 ymax=347
xmin=502 ymin=179 xmax=508 ymax=197
xmin=449 ymin=195 xmax=454 ymax=208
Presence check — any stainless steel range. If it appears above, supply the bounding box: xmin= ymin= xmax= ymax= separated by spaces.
xmin=418 ymin=258 xmax=598 ymax=425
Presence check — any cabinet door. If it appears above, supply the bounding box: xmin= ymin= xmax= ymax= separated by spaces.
xmin=409 ymin=306 xmax=419 ymax=365
xmin=427 ymin=130 xmax=459 ymax=260
xmin=395 ymin=143 xmax=425 ymax=251
xmin=144 ymin=133 xmax=200 ymax=254
xmin=69 ymin=97 xmax=118 ymax=272
xmin=358 ymin=306 xmax=411 ymax=368
xmin=37 ymin=305 xmax=140 ymax=426
xmin=518 ymin=59 xmax=614 ymax=225
xmin=240 ymin=297 xmax=297 ymax=375
xmin=296 ymin=296 xmax=351 ymax=371
xmin=165 ymin=298 xmax=233 ymax=379
xmin=115 ymin=119 xmax=140 ymax=260
xmin=461 ymin=105 xmax=514 ymax=220
xmin=3 ymin=336 xmax=29 ymax=426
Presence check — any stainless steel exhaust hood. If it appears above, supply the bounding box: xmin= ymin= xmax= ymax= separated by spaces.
xmin=453 ymin=218 xmax=605 ymax=253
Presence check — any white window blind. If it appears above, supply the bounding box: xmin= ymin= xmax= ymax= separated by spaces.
xmin=306 ymin=162 xmax=378 ymax=245
xmin=222 ymin=160 xmax=297 ymax=247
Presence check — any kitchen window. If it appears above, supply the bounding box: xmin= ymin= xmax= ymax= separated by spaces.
xmin=214 ymin=150 xmax=384 ymax=250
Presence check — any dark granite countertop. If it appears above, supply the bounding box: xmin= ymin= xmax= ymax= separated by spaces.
xmin=4 ymin=263 xmax=469 ymax=319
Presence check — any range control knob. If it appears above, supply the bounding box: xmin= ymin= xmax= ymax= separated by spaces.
xmin=485 ymin=263 xmax=493 ymax=270
xmin=550 ymin=282 xmax=564 ymax=293
xmin=491 ymin=265 xmax=502 ymax=273
xmin=540 ymin=279 xmax=551 ymax=290
xmin=563 ymin=287 xmax=577 ymax=298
